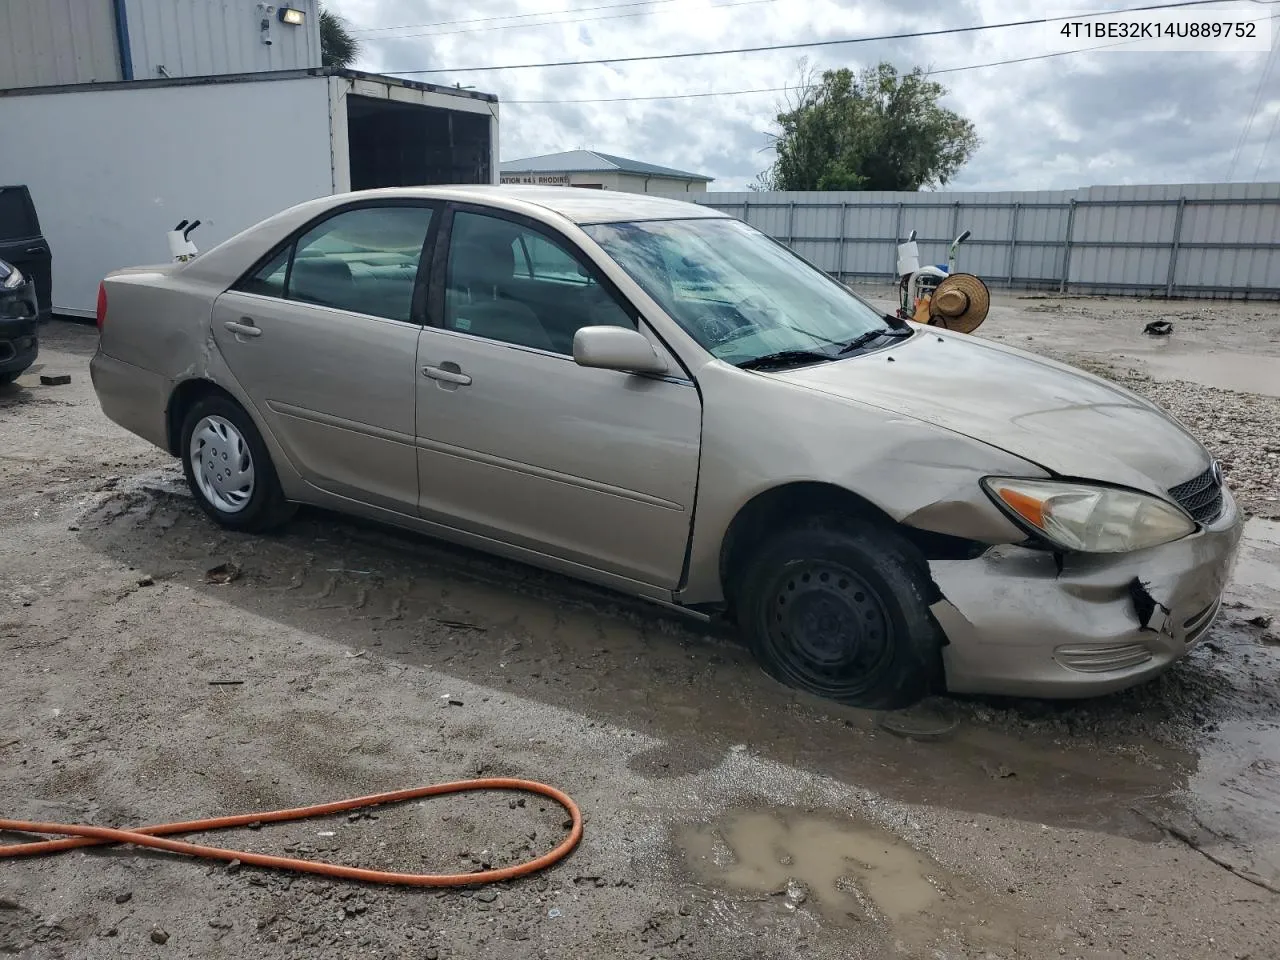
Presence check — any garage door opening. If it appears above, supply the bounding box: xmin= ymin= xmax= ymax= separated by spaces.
xmin=347 ymin=94 xmax=492 ymax=189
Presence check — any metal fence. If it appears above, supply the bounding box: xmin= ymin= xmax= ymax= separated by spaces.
xmin=693 ymin=182 xmax=1280 ymax=299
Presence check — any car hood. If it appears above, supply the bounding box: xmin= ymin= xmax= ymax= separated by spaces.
xmin=772 ymin=328 xmax=1211 ymax=497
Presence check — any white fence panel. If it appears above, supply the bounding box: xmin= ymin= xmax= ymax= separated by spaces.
xmin=695 ymin=183 xmax=1280 ymax=299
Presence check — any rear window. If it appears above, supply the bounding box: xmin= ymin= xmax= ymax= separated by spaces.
xmin=0 ymin=186 xmax=39 ymax=241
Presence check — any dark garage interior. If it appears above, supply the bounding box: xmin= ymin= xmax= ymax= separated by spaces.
xmin=346 ymin=94 xmax=493 ymax=190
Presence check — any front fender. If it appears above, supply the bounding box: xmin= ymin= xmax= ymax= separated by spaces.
xmin=677 ymin=362 xmax=1049 ymax=606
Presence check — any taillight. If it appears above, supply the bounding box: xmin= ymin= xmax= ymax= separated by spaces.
xmin=95 ymin=282 xmax=107 ymax=329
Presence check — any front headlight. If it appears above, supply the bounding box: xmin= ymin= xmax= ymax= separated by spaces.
xmin=983 ymin=477 xmax=1196 ymax=553
xmin=0 ymin=265 xmax=22 ymax=290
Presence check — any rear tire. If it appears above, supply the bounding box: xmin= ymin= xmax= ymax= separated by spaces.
xmin=734 ymin=521 xmax=944 ymax=710
xmin=0 ymin=371 xmax=18 ymax=386
xmin=179 ymin=394 xmax=295 ymax=533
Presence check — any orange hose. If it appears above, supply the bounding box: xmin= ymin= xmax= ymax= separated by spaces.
xmin=0 ymin=777 xmax=582 ymax=887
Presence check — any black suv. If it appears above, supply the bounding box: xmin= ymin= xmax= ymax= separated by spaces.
xmin=0 ymin=186 xmax=51 ymax=385
xmin=0 ymin=186 xmax=52 ymax=322
xmin=0 ymin=258 xmax=39 ymax=384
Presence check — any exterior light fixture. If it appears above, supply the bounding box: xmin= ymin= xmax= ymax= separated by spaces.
xmin=278 ymin=7 xmax=305 ymax=25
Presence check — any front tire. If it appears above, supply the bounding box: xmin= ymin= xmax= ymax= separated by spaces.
xmin=735 ymin=522 xmax=944 ymax=710
xmin=179 ymin=395 xmax=294 ymax=532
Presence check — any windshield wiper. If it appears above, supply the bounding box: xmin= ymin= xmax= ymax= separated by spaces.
xmin=735 ymin=349 xmax=835 ymax=371
xmin=836 ymin=326 xmax=912 ymax=355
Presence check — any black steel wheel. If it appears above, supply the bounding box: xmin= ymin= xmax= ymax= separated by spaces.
xmin=736 ymin=522 xmax=944 ymax=709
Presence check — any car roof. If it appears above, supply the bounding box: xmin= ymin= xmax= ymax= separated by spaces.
xmin=324 ymin=185 xmax=731 ymax=226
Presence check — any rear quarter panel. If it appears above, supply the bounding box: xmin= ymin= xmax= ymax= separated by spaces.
xmin=93 ymin=266 xmax=225 ymax=452
xmin=99 ymin=267 xmax=216 ymax=382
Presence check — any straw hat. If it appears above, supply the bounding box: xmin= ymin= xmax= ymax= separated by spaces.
xmin=928 ymin=273 xmax=990 ymax=334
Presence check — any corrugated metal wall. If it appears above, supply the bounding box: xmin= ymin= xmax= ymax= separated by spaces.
xmin=122 ymin=0 xmax=322 ymax=80
xmin=695 ymin=182 xmax=1280 ymax=299
xmin=0 ymin=0 xmax=121 ymax=89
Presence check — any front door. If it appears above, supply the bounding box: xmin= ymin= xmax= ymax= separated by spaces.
xmin=211 ymin=202 xmax=437 ymax=514
xmin=415 ymin=205 xmax=702 ymax=590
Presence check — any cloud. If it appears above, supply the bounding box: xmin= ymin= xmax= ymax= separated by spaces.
xmin=330 ymin=0 xmax=1280 ymax=190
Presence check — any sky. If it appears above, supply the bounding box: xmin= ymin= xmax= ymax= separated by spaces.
xmin=326 ymin=0 xmax=1280 ymax=192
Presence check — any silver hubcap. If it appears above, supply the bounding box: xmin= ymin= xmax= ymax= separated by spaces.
xmin=189 ymin=415 xmax=255 ymax=513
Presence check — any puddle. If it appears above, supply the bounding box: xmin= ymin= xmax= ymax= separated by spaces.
xmin=1127 ymin=349 xmax=1280 ymax=398
xmin=1172 ymin=517 xmax=1280 ymax=890
xmin=679 ymin=808 xmax=943 ymax=924
xmin=1232 ymin=519 xmax=1280 ymax=609
xmin=1185 ymin=719 xmax=1280 ymax=889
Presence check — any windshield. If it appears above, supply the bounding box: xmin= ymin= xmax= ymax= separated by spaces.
xmin=582 ymin=217 xmax=902 ymax=366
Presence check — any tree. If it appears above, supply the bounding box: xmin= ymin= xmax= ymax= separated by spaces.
xmin=320 ymin=6 xmax=360 ymax=69
xmin=763 ymin=60 xmax=980 ymax=191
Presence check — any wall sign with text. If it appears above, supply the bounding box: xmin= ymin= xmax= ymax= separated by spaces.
xmin=501 ymin=174 xmax=571 ymax=185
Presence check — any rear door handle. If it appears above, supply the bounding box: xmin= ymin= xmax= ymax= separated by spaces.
xmin=421 ymin=365 xmax=472 ymax=385
xmin=224 ymin=319 xmax=262 ymax=338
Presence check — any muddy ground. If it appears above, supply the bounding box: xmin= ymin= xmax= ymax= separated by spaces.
xmin=2 ymin=295 xmax=1279 ymax=960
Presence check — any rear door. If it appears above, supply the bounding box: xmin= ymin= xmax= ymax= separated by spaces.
xmin=0 ymin=186 xmax=52 ymax=320
xmin=211 ymin=200 xmax=438 ymax=515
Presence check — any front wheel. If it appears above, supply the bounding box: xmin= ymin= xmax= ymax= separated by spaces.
xmin=735 ymin=523 xmax=944 ymax=710
xmin=179 ymin=395 xmax=295 ymax=532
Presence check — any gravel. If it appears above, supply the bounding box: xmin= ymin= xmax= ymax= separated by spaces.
xmin=2 ymin=317 xmax=1278 ymax=959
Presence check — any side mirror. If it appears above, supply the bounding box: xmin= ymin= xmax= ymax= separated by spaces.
xmin=573 ymin=326 xmax=669 ymax=376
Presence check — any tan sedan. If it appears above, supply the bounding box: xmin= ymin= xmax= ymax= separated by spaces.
xmin=90 ymin=186 xmax=1243 ymax=708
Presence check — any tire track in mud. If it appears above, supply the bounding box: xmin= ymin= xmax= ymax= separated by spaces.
xmin=69 ymin=473 xmax=1224 ymax=838
xmin=76 ymin=476 xmax=735 ymax=696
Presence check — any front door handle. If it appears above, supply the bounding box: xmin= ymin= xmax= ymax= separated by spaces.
xmin=25 ymin=246 xmax=46 ymax=255
xmin=224 ymin=319 xmax=262 ymax=338
xmin=422 ymin=365 xmax=472 ymax=386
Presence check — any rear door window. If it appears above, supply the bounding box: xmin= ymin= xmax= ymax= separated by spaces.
xmin=236 ymin=205 xmax=434 ymax=323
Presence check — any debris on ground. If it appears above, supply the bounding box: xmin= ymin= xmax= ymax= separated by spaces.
xmin=877 ymin=703 xmax=958 ymax=741
xmin=204 ymin=562 xmax=241 ymax=585
xmin=784 ymin=879 xmax=808 ymax=906
xmin=979 ymin=760 xmax=1017 ymax=779
xmin=39 ymin=374 xmax=72 ymax=386
xmin=1143 ymin=320 xmax=1173 ymax=336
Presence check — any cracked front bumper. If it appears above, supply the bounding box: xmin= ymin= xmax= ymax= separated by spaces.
xmin=929 ymin=485 xmax=1245 ymax=698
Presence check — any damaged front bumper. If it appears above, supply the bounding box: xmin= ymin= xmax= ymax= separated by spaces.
xmin=929 ymin=485 xmax=1245 ymax=698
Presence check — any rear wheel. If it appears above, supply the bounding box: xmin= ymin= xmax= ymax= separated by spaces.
xmin=735 ymin=522 xmax=944 ymax=710
xmin=179 ymin=394 xmax=294 ymax=532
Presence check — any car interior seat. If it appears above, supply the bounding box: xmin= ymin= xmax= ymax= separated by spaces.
xmin=448 ymin=236 xmax=553 ymax=351
xmin=290 ymin=258 xmax=358 ymax=312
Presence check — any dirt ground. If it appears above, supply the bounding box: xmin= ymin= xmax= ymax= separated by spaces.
xmin=2 ymin=294 xmax=1279 ymax=960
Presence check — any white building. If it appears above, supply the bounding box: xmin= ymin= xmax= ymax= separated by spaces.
xmin=0 ymin=0 xmax=499 ymax=317
xmin=501 ymin=151 xmax=713 ymax=195
xmin=0 ymin=0 xmax=326 ymax=87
